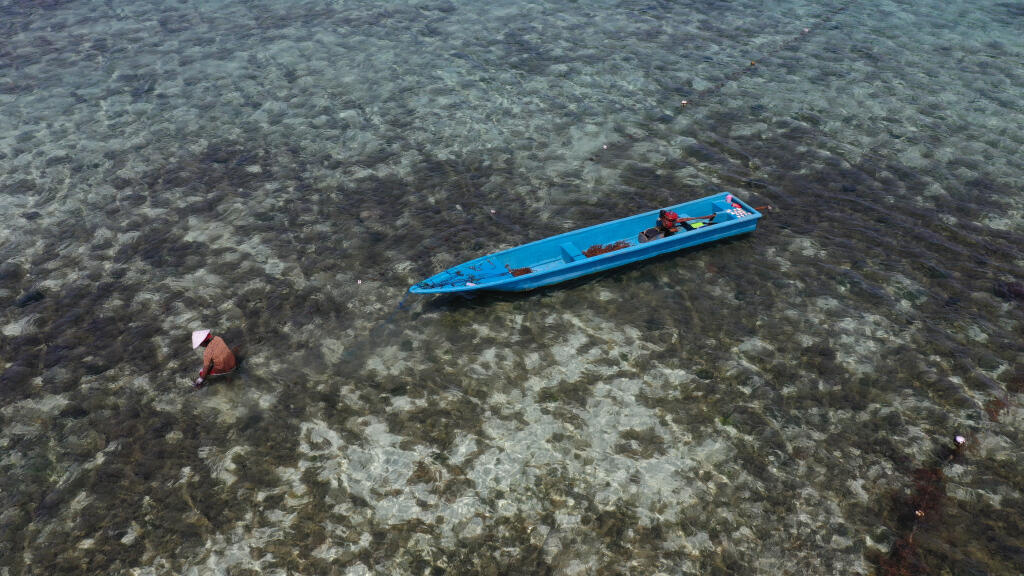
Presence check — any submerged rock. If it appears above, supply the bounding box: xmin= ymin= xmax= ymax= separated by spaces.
xmin=993 ymin=281 xmax=1024 ymax=301
xmin=14 ymin=288 xmax=44 ymax=307
xmin=1 ymin=364 xmax=34 ymax=390
xmin=0 ymin=262 xmax=25 ymax=284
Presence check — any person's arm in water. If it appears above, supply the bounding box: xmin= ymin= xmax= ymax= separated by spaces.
xmin=200 ymin=358 xmax=215 ymax=378
xmin=195 ymin=359 xmax=215 ymax=387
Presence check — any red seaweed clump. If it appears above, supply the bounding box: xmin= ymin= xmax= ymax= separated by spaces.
xmin=875 ymin=436 xmax=967 ymax=576
xmin=583 ymin=240 xmax=631 ymax=257
xmin=909 ymin=467 xmax=945 ymax=517
xmin=984 ymin=397 xmax=1009 ymax=422
xmin=877 ymin=467 xmax=946 ymax=576
xmin=1009 ymin=370 xmax=1024 ymax=394
xmin=878 ymin=535 xmax=921 ymax=576
xmin=992 ymin=280 xmax=1024 ymax=301
xmin=506 ymin=265 xmax=533 ymax=277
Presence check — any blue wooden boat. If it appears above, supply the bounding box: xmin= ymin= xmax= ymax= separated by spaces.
xmin=410 ymin=192 xmax=763 ymax=294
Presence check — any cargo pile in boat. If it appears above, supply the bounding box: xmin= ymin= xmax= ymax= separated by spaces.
xmin=583 ymin=240 xmax=631 ymax=257
xmin=506 ymin=265 xmax=533 ymax=277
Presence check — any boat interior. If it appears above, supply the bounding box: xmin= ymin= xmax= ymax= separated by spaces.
xmin=415 ymin=196 xmax=754 ymax=290
xmin=490 ymin=197 xmax=746 ymax=276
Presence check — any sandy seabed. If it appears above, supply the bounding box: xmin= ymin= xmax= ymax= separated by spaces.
xmin=1 ymin=0 xmax=1022 ymax=574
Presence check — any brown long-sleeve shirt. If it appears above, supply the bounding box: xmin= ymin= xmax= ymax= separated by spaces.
xmin=200 ymin=336 xmax=236 ymax=377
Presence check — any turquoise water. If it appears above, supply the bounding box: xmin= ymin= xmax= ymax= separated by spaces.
xmin=1 ymin=0 xmax=1022 ymax=574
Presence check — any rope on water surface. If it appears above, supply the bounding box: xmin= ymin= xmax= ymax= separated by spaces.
xmin=668 ymin=0 xmax=931 ymax=176
xmin=668 ymin=0 xmax=1024 ymax=274
xmin=648 ymin=8 xmax=1008 ymax=569
xmin=682 ymin=0 xmax=857 ymax=106
xmin=673 ymin=0 xmax=1017 ymax=191
xmin=366 ymin=290 xmax=415 ymax=338
xmin=133 ymin=288 xmax=415 ymax=393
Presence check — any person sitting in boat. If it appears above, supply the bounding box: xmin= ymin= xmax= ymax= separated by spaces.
xmin=657 ymin=210 xmax=683 ymax=236
xmin=639 ymin=209 xmax=718 ymax=243
xmin=192 ymin=329 xmax=237 ymax=388
xmin=639 ymin=210 xmax=683 ymax=243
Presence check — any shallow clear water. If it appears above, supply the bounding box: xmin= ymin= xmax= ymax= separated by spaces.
xmin=1 ymin=0 xmax=1022 ymax=574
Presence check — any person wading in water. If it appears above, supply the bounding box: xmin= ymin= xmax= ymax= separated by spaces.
xmin=192 ymin=329 xmax=237 ymax=388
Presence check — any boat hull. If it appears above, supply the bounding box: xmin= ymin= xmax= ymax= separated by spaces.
xmin=410 ymin=192 xmax=761 ymax=294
